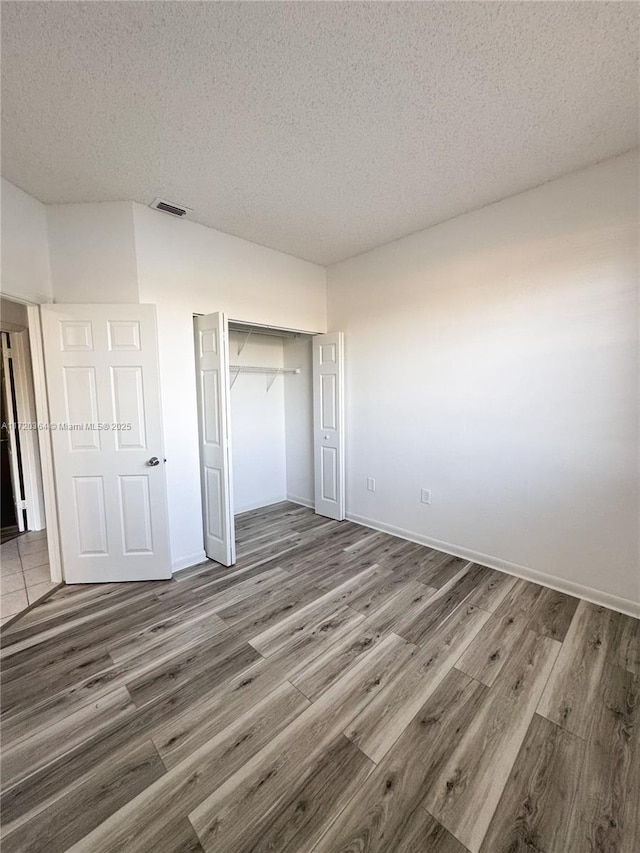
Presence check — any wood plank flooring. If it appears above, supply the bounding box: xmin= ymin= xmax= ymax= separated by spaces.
xmin=1 ymin=501 xmax=638 ymax=852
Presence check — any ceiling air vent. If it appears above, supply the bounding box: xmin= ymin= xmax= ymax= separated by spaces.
xmin=149 ymin=198 xmax=193 ymax=218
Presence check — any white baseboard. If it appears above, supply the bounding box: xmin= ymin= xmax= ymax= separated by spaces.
xmin=287 ymin=493 xmax=314 ymax=509
xmin=234 ymin=496 xmax=289 ymax=515
xmin=172 ymin=550 xmax=207 ymax=574
xmin=347 ymin=511 xmax=640 ymax=619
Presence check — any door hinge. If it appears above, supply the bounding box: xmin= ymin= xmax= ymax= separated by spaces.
xmin=17 ymin=499 xmax=28 ymax=511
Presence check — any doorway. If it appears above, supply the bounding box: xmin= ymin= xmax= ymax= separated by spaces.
xmin=0 ymin=297 xmax=54 ymax=623
xmin=1 ymin=345 xmax=22 ymax=541
xmin=228 ymin=322 xmax=315 ymax=516
xmin=194 ymin=313 xmax=345 ymax=568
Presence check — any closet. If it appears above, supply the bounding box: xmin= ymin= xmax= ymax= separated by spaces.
xmin=194 ymin=313 xmax=345 ymax=567
xmin=227 ymin=322 xmax=314 ymax=515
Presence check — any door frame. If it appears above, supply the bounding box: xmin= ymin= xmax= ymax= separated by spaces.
xmin=1 ymin=330 xmax=26 ymax=532
xmin=193 ymin=313 xmax=331 ymax=562
xmin=1 ymin=326 xmax=47 ymax=532
xmin=27 ymin=304 xmax=63 ymax=582
xmin=0 ymin=293 xmax=63 ymax=583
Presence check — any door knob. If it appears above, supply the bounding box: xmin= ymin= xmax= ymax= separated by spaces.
xmin=147 ymin=456 xmax=160 ymax=467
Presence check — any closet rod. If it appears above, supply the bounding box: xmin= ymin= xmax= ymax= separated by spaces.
xmin=229 ymin=364 xmax=301 ymax=391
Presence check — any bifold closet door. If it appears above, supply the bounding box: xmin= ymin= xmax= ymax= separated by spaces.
xmin=313 ymin=332 xmax=345 ymax=521
xmin=194 ymin=312 xmax=236 ymax=566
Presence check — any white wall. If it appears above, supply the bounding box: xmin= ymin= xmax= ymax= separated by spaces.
xmin=8 ymin=158 xmax=636 ymax=610
xmin=0 ymin=187 xmax=325 ymax=571
xmin=0 ymin=296 xmax=28 ymax=329
xmin=284 ymin=335 xmax=314 ymax=506
xmin=1 ymin=179 xmax=52 ymax=304
xmin=133 ymin=203 xmax=326 ymax=570
xmin=46 ymin=202 xmax=139 ymax=303
xmin=230 ymin=331 xmax=287 ymax=513
xmin=328 ymin=151 xmax=639 ymax=611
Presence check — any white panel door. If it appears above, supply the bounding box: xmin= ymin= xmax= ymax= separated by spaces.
xmin=41 ymin=304 xmax=171 ymax=582
xmin=194 ymin=312 xmax=236 ymax=566
xmin=313 ymin=332 xmax=345 ymax=521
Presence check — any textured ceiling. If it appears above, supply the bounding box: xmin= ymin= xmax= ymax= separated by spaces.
xmin=2 ymin=1 xmax=638 ymax=265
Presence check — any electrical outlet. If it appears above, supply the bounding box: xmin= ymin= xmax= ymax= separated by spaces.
xmin=421 ymin=488 xmax=431 ymax=505
xmin=367 ymin=478 xmax=376 ymax=492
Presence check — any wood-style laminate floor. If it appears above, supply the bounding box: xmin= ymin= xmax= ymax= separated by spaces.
xmin=1 ymin=502 xmax=638 ymax=853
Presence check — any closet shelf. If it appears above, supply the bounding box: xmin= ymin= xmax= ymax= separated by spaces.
xmin=229 ymin=365 xmax=301 ymax=374
xmin=229 ymin=364 xmax=301 ymax=391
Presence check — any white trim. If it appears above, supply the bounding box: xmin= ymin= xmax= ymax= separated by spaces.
xmin=1 ymin=333 xmax=25 ymax=531
xmin=0 ymin=289 xmax=53 ymax=306
xmin=287 ymin=493 xmax=314 ymax=509
xmin=234 ymin=496 xmax=289 ymax=515
xmin=347 ymin=511 xmax=640 ymax=619
xmin=172 ymin=550 xmax=207 ymax=573
xmin=27 ymin=306 xmax=63 ymax=584
xmin=9 ymin=330 xmax=46 ymax=529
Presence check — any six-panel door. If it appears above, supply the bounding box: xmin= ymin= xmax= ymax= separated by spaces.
xmin=41 ymin=304 xmax=171 ymax=582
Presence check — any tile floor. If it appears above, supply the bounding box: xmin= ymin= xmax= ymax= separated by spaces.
xmin=0 ymin=530 xmax=56 ymax=624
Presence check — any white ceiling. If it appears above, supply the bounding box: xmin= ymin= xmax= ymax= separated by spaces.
xmin=2 ymin=2 xmax=638 ymax=265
